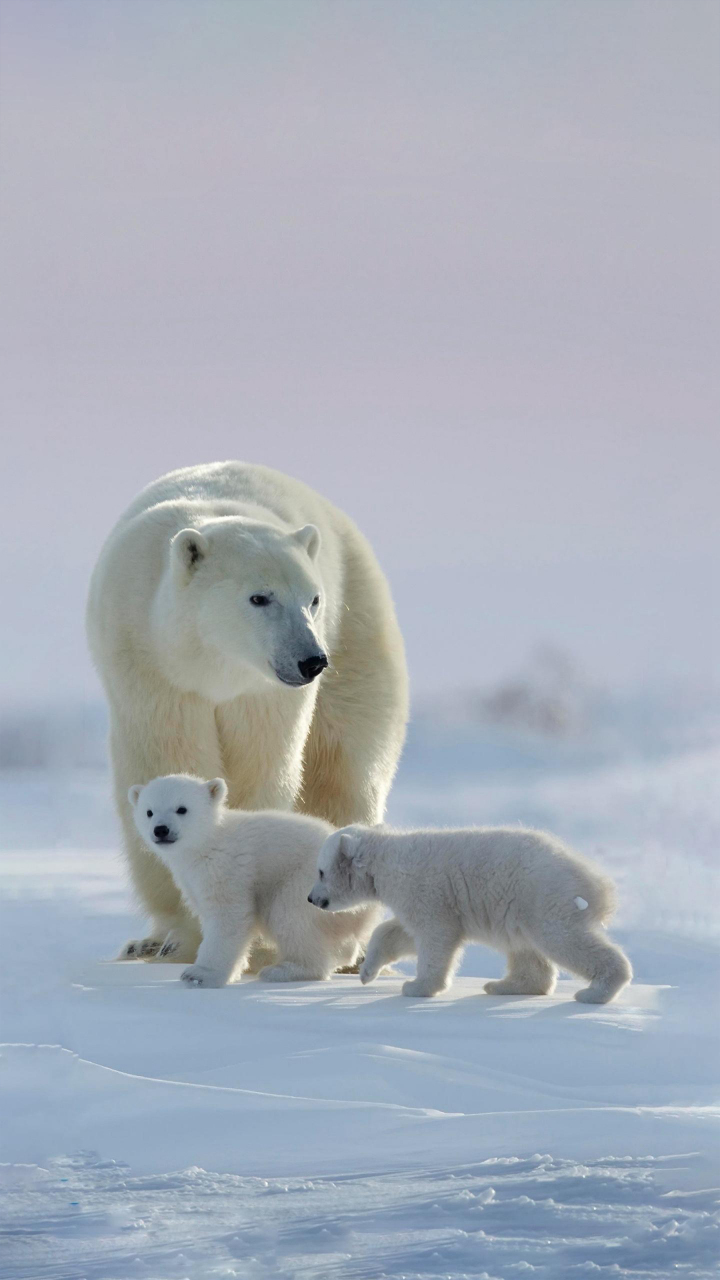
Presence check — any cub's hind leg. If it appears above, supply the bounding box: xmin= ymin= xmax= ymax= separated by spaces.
xmin=532 ymin=921 xmax=632 ymax=1005
xmin=484 ymin=948 xmax=557 ymax=996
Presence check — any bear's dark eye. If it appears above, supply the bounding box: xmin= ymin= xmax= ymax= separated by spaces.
xmin=319 ymin=869 xmax=324 ymax=879
xmin=312 ymin=595 xmax=320 ymax=608
xmin=176 ymin=806 xmax=187 ymax=815
xmin=146 ymin=810 xmax=153 ymax=818
xmin=250 ymin=594 xmax=270 ymax=607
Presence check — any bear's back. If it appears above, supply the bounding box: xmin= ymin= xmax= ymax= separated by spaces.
xmin=116 ymin=461 xmax=338 ymax=534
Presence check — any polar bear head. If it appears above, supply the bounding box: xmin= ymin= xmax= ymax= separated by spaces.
xmin=128 ymin=774 xmax=228 ymax=856
xmin=308 ymin=825 xmax=378 ymax=911
xmin=159 ymin=518 xmax=328 ymax=699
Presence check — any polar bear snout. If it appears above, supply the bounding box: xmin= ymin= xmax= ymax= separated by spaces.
xmin=297 ymin=652 xmax=328 ymax=682
xmin=273 ymin=650 xmax=329 ymax=687
xmin=307 ymin=888 xmax=329 ymax=909
xmin=153 ymin=824 xmax=176 ymax=845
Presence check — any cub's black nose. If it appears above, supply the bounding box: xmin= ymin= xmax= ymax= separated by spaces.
xmin=298 ymin=653 xmax=328 ymax=682
xmin=154 ymin=824 xmax=170 ymax=839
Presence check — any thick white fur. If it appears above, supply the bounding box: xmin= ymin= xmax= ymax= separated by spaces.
xmin=309 ymin=824 xmax=632 ymax=1004
xmin=129 ymin=775 xmax=383 ymax=987
xmin=87 ymin=462 xmax=408 ymax=963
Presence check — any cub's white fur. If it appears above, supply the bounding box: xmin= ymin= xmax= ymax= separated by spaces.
xmin=309 ymin=824 xmax=632 ymax=1004
xmin=88 ymin=461 xmax=408 ymax=964
xmin=129 ymin=775 xmax=382 ymax=988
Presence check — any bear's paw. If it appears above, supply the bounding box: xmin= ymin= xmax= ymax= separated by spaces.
xmin=180 ymin=964 xmax=226 ymax=988
xmin=116 ymin=937 xmax=163 ymax=961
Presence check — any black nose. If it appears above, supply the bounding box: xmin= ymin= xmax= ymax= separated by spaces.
xmin=154 ymin=824 xmax=169 ymax=839
xmin=297 ymin=653 xmax=328 ymax=682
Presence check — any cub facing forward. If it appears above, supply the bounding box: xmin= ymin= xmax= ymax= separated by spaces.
xmin=309 ymin=824 xmax=632 ymax=1003
xmin=129 ymin=775 xmax=382 ymax=988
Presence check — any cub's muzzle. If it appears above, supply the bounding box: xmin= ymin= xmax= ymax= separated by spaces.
xmin=153 ymin=823 xmax=176 ymax=845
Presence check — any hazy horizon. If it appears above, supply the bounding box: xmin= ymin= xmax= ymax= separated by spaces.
xmin=2 ymin=0 xmax=718 ymax=703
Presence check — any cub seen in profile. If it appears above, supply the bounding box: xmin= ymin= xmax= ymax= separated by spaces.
xmin=308 ymin=823 xmax=632 ymax=1003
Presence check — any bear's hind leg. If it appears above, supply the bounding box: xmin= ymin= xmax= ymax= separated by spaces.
xmin=484 ymin=949 xmax=557 ymax=996
xmin=532 ymin=923 xmax=632 ymax=1004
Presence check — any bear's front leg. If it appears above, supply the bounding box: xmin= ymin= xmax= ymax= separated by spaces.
xmin=360 ymin=918 xmax=416 ymax=985
xmin=402 ymin=923 xmax=463 ymax=998
xmin=155 ymin=920 xmax=203 ymax=963
xmin=117 ymin=914 xmax=202 ymax=963
xmin=181 ymin=911 xmax=253 ymax=989
xmin=116 ymin=936 xmax=164 ymax=961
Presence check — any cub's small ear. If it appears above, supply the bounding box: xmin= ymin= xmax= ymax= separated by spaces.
xmin=207 ymin=777 xmax=228 ymax=804
xmin=128 ymin=784 xmax=143 ymax=808
xmin=171 ymin=528 xmax=209 ymax=582
xmin=337 ymin=829 xmax=366 ymax=867
xmin=294 ymin=524 xmax=321 ymax=561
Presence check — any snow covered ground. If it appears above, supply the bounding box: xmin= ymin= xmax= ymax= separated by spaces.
xmin=1 ymin=710 xmax=719 ymax=1278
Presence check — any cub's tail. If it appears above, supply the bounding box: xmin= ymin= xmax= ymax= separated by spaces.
xmin=572 ymin=858 xmax=618 ymax=927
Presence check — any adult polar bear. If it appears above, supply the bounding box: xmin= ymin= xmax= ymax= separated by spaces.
xmin=87 ymin=461 xmax=408 ymax=963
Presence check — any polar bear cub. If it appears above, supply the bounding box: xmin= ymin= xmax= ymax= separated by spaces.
xmin=129 ymin=775 xmax=382 ymax=988
xmin=308 ymin=824 xmax=632 ymax=1003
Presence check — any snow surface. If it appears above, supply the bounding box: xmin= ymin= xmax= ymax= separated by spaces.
xmin=1 ymin=721 xmax=719 ymax=1278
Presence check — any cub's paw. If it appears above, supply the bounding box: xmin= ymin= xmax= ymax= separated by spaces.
xmin=402 ymin=978 xmax=442 ymax=998
xmin=180 ymin=965 xmax=226 ymax=989
xmin=484 ymin=978 xmax=552 ymax=996
xmin=116 ymin=937 xmax=162 ymax=961
xmin=359 ymin=959 xmax=380 ymax=985
xmin=574 ymin=983 xmax=613 ymax=1005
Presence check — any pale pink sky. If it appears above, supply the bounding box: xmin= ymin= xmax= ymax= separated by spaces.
xmin=1 ymin=0 xmax=718 ymax=701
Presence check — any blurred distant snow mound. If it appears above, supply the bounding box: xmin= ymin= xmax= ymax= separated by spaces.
xmin=409 ymin=647 xmax=720 ymax=781
xmin=457 ymin=645 xmax=588 ymax=737
xmin=0 ymin=702 xmax=107 ymax=770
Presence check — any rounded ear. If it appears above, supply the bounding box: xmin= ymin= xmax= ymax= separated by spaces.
xmin=171 ymin=529 xmax=209 ymax=582
xmin=128 ymin=784 xmax=143 ymax=808
xmin=207 ymin=777 xmax=228 ymax=804
xmin=337 ymin=829 xmax=366 ymax=868
xmin=294 ymin=524 xmax=321 ymax=561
